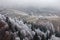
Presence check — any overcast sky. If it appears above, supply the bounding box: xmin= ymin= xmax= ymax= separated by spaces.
xmin=0 ymin=0 xmax=60 ymax=9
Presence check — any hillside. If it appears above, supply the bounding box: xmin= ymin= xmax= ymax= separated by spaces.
xmin=0 ymin=9 xmax=60 ymax=40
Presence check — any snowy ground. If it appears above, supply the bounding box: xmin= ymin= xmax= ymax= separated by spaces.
xmin=49 ymin=35 xmax=60 ymax=40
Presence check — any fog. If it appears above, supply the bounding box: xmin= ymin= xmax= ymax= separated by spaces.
xmin=0 ymin=0 xmax=60 ymax=40
xmin=0 ymin=0 xmax=60 ymax=9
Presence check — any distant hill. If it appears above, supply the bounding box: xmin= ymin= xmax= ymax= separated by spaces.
xmin=0 ymin=7 xmax=60 ymax=16
xmin=16 ymin=7 xmax=60 ymax=16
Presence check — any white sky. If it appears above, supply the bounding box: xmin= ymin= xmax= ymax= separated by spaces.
xmin=0 ymin=0 xmax=60 ymax=9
